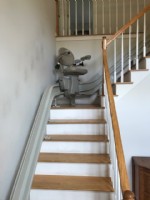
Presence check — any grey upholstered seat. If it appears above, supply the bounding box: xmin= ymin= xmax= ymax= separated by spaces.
xmin=63 ymin=67 xmax=88 ymax=76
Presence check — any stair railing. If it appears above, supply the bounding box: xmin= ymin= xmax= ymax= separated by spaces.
xmin=108 ymin=30 xmax=150 ymax=83
xmin=55 ymin=0 xmax=146 ymax=37
xmin=102 ymin=4 xmax=150 ymax=200
xmin=102 ymin=38 xmax=135 ymax=200
xmin=106 ymin=4 xmax=150 ymax=83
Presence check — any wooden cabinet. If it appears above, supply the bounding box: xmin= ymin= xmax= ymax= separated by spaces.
xmin=132 ymin=157 xmax=150 ymax=200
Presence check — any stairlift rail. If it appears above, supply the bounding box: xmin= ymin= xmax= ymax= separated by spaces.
xmin=9 ymin=85 xmax=61 ymax=200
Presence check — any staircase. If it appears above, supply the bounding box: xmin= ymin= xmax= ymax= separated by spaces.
xmin=113 ymin=57 xmax=150 ymax=101
xmin=30 ymin=105 xmax=115 ymax=200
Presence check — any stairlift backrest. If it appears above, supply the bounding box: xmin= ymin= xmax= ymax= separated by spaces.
xmin=57 ymin=47 xmax=88 ymax=76
xmin=58 ymin=48 xmax=74 ymax=66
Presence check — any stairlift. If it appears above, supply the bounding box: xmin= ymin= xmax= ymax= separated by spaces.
xmin=55 ymin=48 xmax=101 ymax=105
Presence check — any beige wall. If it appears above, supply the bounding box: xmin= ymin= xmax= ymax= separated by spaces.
xmin=0 ymin=0 xmax=56 ymax=199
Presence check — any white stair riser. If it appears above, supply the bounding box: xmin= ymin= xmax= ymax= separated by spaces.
xmin=35 ymin=163 xmax=109 ymax=177
xmin=115 ymin=58 xmax=150 ymax=101
xmin=46 ymin=124 xmax=105 ymax=135
xmin=30 ymin=190 xmax=114 ymax=200
xmin=131 ymin=71 xmax=148 ymax=83
xmin=115 ymin=84 xmax=133 ymax=97
xmin=146 ymin=58 xmax=150 ymax=69
xmin=116 ymin=70 xmax=150 ymax=100
xmin=40 ymin=142 xmax=108 ymax=154
xmin=50 ymin=109 xmax=104 ymax=120
xmin=139 ymin=59 xmax=146 ymax=69
xmin=75 ymin=97 xmax=97 ymax=105
xmin=100 ymin=96 xmax=105 ymax=107
xmin=138 ymin=58 xmax=150 ymax=69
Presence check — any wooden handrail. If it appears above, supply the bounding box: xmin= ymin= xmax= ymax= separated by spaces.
xmin=107 ymin=4 xmax=150 ymax=46
xmin=102 ymin=37 xmax=135 ymax=200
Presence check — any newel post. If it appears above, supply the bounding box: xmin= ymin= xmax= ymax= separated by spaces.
xmin=123 ymin=190 xmax=135 ymax=200
xmin=102 ymin=36 xmax=107 ymax=50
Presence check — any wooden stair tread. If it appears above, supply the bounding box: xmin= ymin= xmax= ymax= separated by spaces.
xmin=38 ymin=153 xmax=111 ymax=164
xmin=48 ymin=119 xmax=106 ymax=124
xmin=51 ymin=104 xmax=102 ymax=109
xmin=44 ymin=135 xmax=109 ymax=142
xmin=130 ymin=69 xmax=149 ymax=72
xmin=32 ymin=175 xmax=114 ymax=192
xmin=112 ymin=82 xmax=133 ymax=85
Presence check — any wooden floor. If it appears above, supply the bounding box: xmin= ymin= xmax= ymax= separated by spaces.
xmin=32 ymin=175 xmax=114 ymax=192
xmin=38 ymin=153 xmax=111 ymax=164
xmin=44 ymin=135 xmax=109 ymax=142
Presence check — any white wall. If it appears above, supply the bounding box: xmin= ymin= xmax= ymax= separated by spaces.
xmin=0 ymin=0 xmax=56 ymax=199
xmin=116 ymin=73 xmax=150 ymax=187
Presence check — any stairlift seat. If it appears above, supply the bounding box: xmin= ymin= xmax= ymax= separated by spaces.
xmin=63 ymin=67 xmax=88 ymax=76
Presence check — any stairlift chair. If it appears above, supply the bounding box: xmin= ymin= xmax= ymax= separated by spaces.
xmin=55 ymin=48 xmax=91 ymax=105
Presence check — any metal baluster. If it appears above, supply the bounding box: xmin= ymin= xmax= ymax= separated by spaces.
xmin=122 ymin=0 xmax=125 ymax=82
xmin=67 ymin=0 xmax=71 ymax=36
xmin=118 ymin=174 xmax=121 ymax=200
xmin=59 ymin=0 xmax=65 ymax=36
xmin=143 ymin=0 xmax=147 ymax=57
xmin=121 ymin=33 xmax=124 ymax=82
xmin=112 ymin=136 xmax=118 ymax=199
xmin=114 ymin=40 xmax=117 ymax=83
xmin=109 ymin=0 xmax=111 ymax=34
xmin=136 ymin=0 xmax=139 ymax=69
xmin=82 ymin=0 xmax=84 ymax=35
xmin=116 ymin=0 xmax=118 ymax=31
xmin=129 ymin=0 xmax=132 ymax=70
xmin=62 ymin=0 xmax=65 ymax=36
xmin=55 ymin=0 xmax=59 ymax=36
xmin=114 ymin=0 xmax=118 ymax=83
xmin=123 ymin=0 xmax=126 ymax=25
xmin=128 ymin=30 xmax=132 ymax=70
xmin=123 ymin=0 xmax=125 ymax=25
xmin=64 ymin=0 xmax=68 ymax=36
xmin=93 ymin=0 xmax=97 ymax=34
xmin=102 ymin=0 xmax=105 ymax=34
xmin=75 ymin=0 xmax=78 ymax=35
xmin=89 ymin=0 xmax=91 ymax=35
xmin=115 ymin=158 xmax=119 ymax=199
